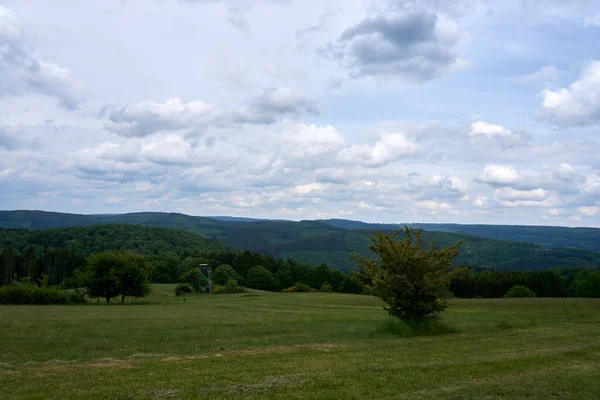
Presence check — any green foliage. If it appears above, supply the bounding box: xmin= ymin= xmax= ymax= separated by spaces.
xmin=0 ymin=224 xmax=227 ymax=258
xmin=213 ymin=264 xmax=237 ymax=285
xmin=81 ymin=251 xmax=151 ymax=303
xmin=320 ymin=282 xmax=332 ymax=292
xmin=178 ymin=268 xmax=207 ymax=293
xmin=450 ymin=268 xmax=564 ymax=298
xmin=294 ymin=283 xmax=310 ymax=292
xmin=506 ymin=285 xmax=537 ymax=298
xmin=246 ymin=265 xmax=275 ymax=291
xmin=275 ymin=263 xmax=294 ymax=290
xmin=221 ymin=278 xmax=246 ymax=294
xmin=0 ymin=283 xmax=85 ymax=305
xmin=568 ymin=269 xmax=600 ymax=297
xmin=174 ymin=283 xmax=192 ymax=296
xmin=3 ymin=212 xmax=600 ymax=273
xmin=311 ymin=264 xmax=332 ymax=289
xmin=356 ymin=227 xmax=461 ymax=324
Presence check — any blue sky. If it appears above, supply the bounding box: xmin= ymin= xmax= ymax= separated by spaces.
xmin=1 ymin=0 xmax=599 ymax=226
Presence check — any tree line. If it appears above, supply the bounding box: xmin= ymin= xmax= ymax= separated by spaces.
xmin=449 ymin=266 xmax=600 ymax=298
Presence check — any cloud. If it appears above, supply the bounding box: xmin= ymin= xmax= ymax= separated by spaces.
xmin=322 ymin=9 xmax=466 ymax=82
xmin=0 ymin=126 xmax=21 ymax=150
xmin=413 ymin=200 xmax=454 ymax=214
xmin=337 ymin=133 xmax=420 ymax=167
xmin=494 ymin=187 xmax=549 ymax=201
xmin=473 ymin=196 xmax=488 ymax=208
xmin=514 ymin=65 xmax=559 ymax=84
xmin=583 ymin=14 xmax=600 ymax=27
xmin=580 ymin=206 xmax=598 ymax=216
xmin=540 ymin=61 xmax=600 ymax=127
xmin=0 ymin=6 xmax=84 ymax=109
xmin=247 ymin=88 xmax=320 ymax=117
xmin=469 ymin=120 xmax=531 ymax=147
xmin=476 ymin=164 xmax=521 ymax=186
xmin=103 ymin=90 xmax=319 ymax=138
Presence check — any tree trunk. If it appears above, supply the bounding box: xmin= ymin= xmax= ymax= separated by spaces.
xmin=106 ymin=297 xmax=110 ymax=304
xmin=121 ymin=294 xmax=125 ymax=304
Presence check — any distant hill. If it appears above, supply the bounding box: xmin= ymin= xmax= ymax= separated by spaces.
xmin=1 ymin=210 xmax=599 ymax=271
xmin=0 ymin=224 xmax=228 ymax=257
xmin=319 ymin=219 xmax=600 ymax=253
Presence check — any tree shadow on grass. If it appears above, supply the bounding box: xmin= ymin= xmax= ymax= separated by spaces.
xmin=379 ymin=317 xmax=460 ymax=337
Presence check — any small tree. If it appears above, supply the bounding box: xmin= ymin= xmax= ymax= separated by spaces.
xmin=356 ymin=227 xmax=461 ymax=324
xmin=320 ymin=282 xmax=332 ymax=292
xmin=179 ymin=268 xmax=207 ymax=293
xmin=246 ymin=265 xmax=275 ymax=291
xmin=82 ymin=251 xmax=151 ymax=303
xmin=213 ymin=264 xmax=237 ymax=285
xmin=275 ymin=264 xmax=294 ymax=291
xmin=505 ymin=285 xmax=536 ymax=298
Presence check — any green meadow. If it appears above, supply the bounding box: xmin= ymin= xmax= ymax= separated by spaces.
xmin=1 ymin=285 xmax=599 ymax=400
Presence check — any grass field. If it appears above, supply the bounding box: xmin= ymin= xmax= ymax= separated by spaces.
xmin=1 ymin=285 xmax=599 ymax=399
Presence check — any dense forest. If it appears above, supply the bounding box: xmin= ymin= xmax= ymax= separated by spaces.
xmin=1 ymin=223 xmax=598 ymax=298
xmin=321 ymin=219 xmax=600 ymax=252
xmin=2 ymin=211 xmax=599 ymax=271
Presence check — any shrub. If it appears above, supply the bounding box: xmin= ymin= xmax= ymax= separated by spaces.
xmin=213 ymin=264 xmax=238 ymax=285
xmin=222 ymin=278 xmax=247 ymax=294
xmin=246 ymin=265 xmax=276 ymax=291
xmin=175 ymin=283 xmax=193 ymax=296
xmin=179 ymin=268 xmax=208 ymax=293
xmin=281 ymin=283 xmax=310 ymax=292
xmin=356 ymin=227 xmax=461 ymax=324
xmin=505 ymin=285 xmax=536 ymax=298
xmin=295 ymin=283 xmax=310 ymax=292
xmin=0 ymin=283 xmax=85 ymax=305
xmin=320 ymin=282 xmax=332 ymax=292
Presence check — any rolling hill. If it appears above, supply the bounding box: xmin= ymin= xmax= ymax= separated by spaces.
xmin=320 ymin=219 xmax=600 ymax=253
xmin=1 ymin=210 xmax=599 ymax=271
xmin=0 ymin=224 xmax=228 ymax=257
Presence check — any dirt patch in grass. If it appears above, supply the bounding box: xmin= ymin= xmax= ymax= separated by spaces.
xmin=161 ymin=343 xmax=340 ymax=362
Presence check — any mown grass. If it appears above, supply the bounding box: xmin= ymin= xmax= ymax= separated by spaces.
xmin=0 ymin=285 xmax=599 ymax=399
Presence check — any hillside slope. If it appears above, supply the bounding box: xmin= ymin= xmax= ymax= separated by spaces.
xmin=1 ymin=211 xmax=599 ymax=271
xmin=0 ymin=224 xmax=228 ymax=256
xmin=320 ymin=219 xmax=600 ymax=252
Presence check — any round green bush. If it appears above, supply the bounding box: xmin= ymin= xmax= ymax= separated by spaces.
xmin=505 ymin=285 xmax=536 ymax=298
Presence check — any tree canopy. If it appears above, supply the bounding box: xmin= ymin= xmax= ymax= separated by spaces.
xmin=356 ymin=227 xmax=461 ymax=324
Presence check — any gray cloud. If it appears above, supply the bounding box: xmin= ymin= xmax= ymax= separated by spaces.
xmin=104 ymin=89 xmax=319 ymax=138
xmin=0 ymin=6 xmax=84 ymax=109
xmin=0 ymin=127 xmax=20 ymax=150
xmin=248 ymin=88 xmax=320 ymax=117
xmin=322 ymin=10 xmax=465 ymax=82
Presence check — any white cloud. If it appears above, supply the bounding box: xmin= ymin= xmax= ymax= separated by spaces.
xmin=413 ymin=200 xmax=453 ymax=212
xmin=473 ymin=195 xmax=488 ymax=208
xmin=0 ymin=6 xmax=84 ymax=109
xmin=584 ymin=14 xmax=600 ymax=27
xmin=580 ymin=206 xmax=598 ymax=216
xmin=104 ymin=91 xmax=319 ymax=138
xmin=494 ymin=187 xmax=549 ymax=201
xmin=469 ymin=120 xmax=530 ymax=147
xmin=338 ymin=133 xmax=420 ymax=167
xmin=540 ymin=61 xmax=600 ymax=127
xmin=514 ymin=65 xmax=559 ymax=84
xmin=476 ymin=164 xmax=521 ymax=186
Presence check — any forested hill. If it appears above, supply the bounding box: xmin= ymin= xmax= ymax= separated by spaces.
xmin=0 ymin=224 xmax=228 ymax=257
xmin=1 ymin=211 xmax=599 ymax=271
xmin=320 ymin=219 xmax=600 ymax=252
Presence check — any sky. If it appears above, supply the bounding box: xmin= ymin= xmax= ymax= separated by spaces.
xmin=0 ymin=0 xmax=599 ymax=226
